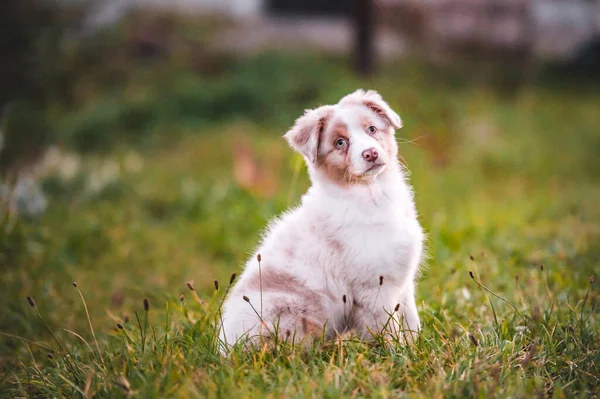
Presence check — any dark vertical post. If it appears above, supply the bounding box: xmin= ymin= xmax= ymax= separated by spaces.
xmin=354 ymin=0 xmax=375 ymax=76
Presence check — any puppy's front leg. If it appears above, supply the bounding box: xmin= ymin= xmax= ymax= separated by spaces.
xmin=399 ymin=285 xmax=420 ymax=343
xmin=353 ymin=283 xmax=420 ymax=343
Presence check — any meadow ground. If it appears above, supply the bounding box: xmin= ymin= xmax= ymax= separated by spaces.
xmin=0 ymin=55 xmax=599 ymax=398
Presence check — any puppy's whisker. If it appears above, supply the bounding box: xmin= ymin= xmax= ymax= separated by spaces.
xmin=396 ymin=153 xmax=409 ymax=168
xmin=395 ymin=135 xmax=425 ymax=146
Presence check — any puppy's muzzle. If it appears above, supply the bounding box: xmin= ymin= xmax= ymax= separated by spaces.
xmin=362 ymin=148 xmax=379 ymax=163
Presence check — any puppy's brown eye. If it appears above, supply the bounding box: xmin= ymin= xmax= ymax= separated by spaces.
xmin=335 ymin=138 xmax=347 ymax=149
xmin=368 ymin=126 xmax=377 ymax=134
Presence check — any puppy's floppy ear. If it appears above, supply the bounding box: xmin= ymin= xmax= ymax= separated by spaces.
xmin=284 ymin=105 xmax=335 ymax=163
xmin=340 ymin=89 xmax=402 ymax=129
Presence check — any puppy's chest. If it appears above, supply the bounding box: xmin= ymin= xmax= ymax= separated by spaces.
xmin=314 ymin=212 xmax=422 ymax=273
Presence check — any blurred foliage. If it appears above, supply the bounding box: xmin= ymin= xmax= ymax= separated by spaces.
xmin=0 ymin=7 xmax=347 ymax=159
xmin=57 ymin=51 xmax=341 ymax=153
xmin=0 ymin=0 xmax=64 ymax=174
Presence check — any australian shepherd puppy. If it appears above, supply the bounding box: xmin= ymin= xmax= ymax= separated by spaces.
xmin=220 ymin=89 xmax=425 ymax=349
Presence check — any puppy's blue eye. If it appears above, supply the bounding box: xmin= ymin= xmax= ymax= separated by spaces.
xmin=335 ymin=138 xmax=347 ymax=148
xmin=368 ymin=126 xmax=377 ymax=134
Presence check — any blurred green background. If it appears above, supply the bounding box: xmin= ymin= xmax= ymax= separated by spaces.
xmin=0 ymin=1 xmax=598 ymax=397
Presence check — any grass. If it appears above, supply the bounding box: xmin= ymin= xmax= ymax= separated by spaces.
xmin=0 ymin=55 xmax=599 ymax=398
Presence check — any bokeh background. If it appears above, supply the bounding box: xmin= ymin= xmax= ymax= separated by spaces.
xmin=0 ymin=0 xmax=599 ymax=396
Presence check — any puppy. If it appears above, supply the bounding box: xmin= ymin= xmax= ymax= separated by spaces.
xmin=220 ymin=90 xmax=424 ymax=349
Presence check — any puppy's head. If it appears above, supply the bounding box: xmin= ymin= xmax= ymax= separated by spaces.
xmin=284 ymin=89 xmax=402 ymax=186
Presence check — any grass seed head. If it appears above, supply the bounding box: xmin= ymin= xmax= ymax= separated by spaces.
xmin=533 ymin=306 xmax=541 ymax=321
xmin=180 ymin=294 xmax=185 ymax=302
xmin=186 ymin=281 xmax=195 ymax=291
xmin=143 ymin=298 xmax=150 ymax=311
xmin=26 ymin=296 xmax=36 ymax=307
xmin=470 ymin=254 xmax=475 ymax=261
xmin=257 ymin=254 xmax=261 ymax=262
xmin=590 ymin=275 xmax=595 ymax=284
xmin=540 ymin=264 xmax=544 ymax=271
xmin=342 ymin=294 xmax=347 ymax=304
xmin=394 ymin=303 xmax=400 ymax=312
xmin=117 ymin=323 xmax=124 ymax=330
xmin=379 ymin=275 xmax=384 ymax=286
xmin=229 ymin=273 xmax=237 ymax=285
xmin=214 ymin=280 xmax=219 ymax=291
xmin=243 ymin=295 xmax=250 ymax=302
xmin=469 ymin=271 xmax=475 ymax=279
xmin=72 ymin=282 xmax=77 ymax=288
xmin=469 ymin=334 xmax=479 ymax=347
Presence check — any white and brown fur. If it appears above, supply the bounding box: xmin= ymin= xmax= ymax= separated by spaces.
xmin=220 ymin=90 xmax=424 ymax=349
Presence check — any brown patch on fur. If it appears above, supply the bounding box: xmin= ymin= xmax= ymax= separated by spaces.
xmin=265 ymin=295 xmax=326 ymax=341
xmin=301 ymin=317 xmax=321 ymax=335
xmin=247 ymin=270 xmax=329 ymax=337
xmin=290 ymin=129 xmax=310 ymax=150
xmin=248 ymin=269 xmax=304 ymax=294
xmin=309 ymin=221 xmax=345 ymax=256
xmin=315 ymin=122 xmax=352 ymax=186
xmin=326 ymin=237 xmax=344 ymax=254
xmin=331 ymin=122 xmax=350 ymax=141
xmin=248 ymin=269 xmax=333 ymax=309
xmin=365 ymin=101 xmax=395 ymax=127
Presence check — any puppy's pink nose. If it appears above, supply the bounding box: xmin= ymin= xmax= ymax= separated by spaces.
xmin=362 ymin=148 xmax=379 ymax=162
